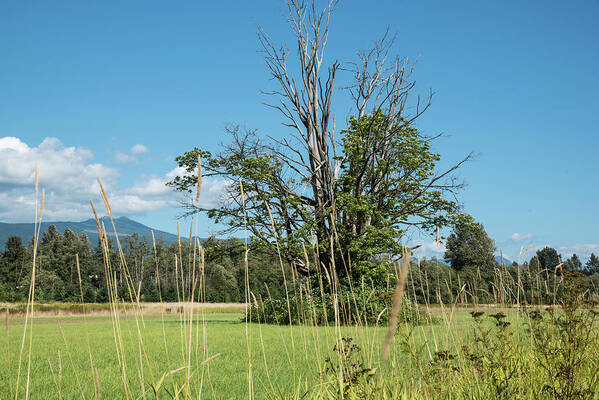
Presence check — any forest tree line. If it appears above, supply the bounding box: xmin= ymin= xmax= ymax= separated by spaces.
xmin=0 ymin=224 xmax=288 ymax=303
xmin=1 ymin=223 xmax=598 ymax=304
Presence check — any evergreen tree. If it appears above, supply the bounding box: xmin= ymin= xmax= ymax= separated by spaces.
xmin=535 ymin=247 xmax=560 ymax=270
xmin=3 ymin=236 xmax=28 ymax=287
xmin=586 ymin=253 xmax=599 ymax=275
xmin=564 ymin=253 xmax=582 ymax=272
xmin=444 ymin=222 xmax=496 ymax=271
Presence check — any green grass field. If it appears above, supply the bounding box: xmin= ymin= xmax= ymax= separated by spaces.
xmin=2 ymin=312 xmax=380 ymax=399
xmin=3 ymin=303 xmax=599 ymax=399
xmin=0 ymin=309 xmax=445 ymax=399
xmin=0 ymin=307 xmax=517 ymax=399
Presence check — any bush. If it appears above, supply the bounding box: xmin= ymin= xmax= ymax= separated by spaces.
xmin=247 ymin=288 xmax=435 ymax=326
xmin=525 ymin=273 xmax=599 ymax=398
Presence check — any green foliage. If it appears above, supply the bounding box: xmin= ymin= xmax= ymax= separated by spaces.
xmin=320 ymin=337 xmax=378 ymax=398
xmin=585 ymin=253 xmax=599 ymax=275
xmin=526 ymin=273 xmax=599 ymax=399
xmin=396 ymin=280 xmax=599 ymax=399
xmin=205 ymin=263 xmax=239 ymax=302
xmin=532 ymin=246 xmax=560 ymax=271
xmin=462 ymin=311 xmax=520 ymax=396
xmin=247 ymin=287 xmax=435 ymax=326
xmin=3 ymin=223 xmax=599 ymax=309
xmin=166 ymin=129 xmax=314 ymax=275
xmin=0 ymin=226 xmax=295 ymax=304
xmin=335 ymin=112 xmax=470 ymax=283
xmin=564 ymin=253 xmax=583 ymax=272
xmin=409 ymin=258 xmax=466 ymax=305
xmin=444 ymin=221 xmax=495 ymax=272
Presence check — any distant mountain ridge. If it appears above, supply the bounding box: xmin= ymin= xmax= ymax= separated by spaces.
xmin=495 ymin=255 xmax=513 ymax=265
xmin=0 ymin=217 xmax=182 ymax=248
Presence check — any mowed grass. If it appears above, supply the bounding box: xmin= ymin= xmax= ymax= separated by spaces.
xmin=0 ymin=307 xmax=492 ymax=399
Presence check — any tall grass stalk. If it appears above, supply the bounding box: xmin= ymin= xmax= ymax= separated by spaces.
xmin=15 ymin=167 xmax=43 ymax=400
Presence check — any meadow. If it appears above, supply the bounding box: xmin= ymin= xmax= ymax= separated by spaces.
xmin=4 ymin=298 xmax=598 ymax=399
xmin=0 ymin=306 xmax=500 ymax=399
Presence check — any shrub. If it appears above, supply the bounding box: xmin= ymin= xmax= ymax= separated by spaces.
xmin=526 ymin=273 xmax=599 ymax=399
xmin=320 ymin=337 xmax=378 ymax=398
xmin=247 ymin=288 xmax=435 ymax=326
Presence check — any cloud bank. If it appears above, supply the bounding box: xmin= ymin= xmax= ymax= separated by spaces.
xmin=558 ymin=244 xmax=599 ymax=259
xmin=0 ymin=137 xmax=226 ymax=222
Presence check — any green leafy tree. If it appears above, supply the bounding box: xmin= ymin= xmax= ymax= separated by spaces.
xmin=38 ymin=224 xmax=63 ymax=276
xmin=586 ymin=253 xmax=599 ymax=275
xmin=444 ymin=222 xmax=496 ymax=271
xmin=408 ymin=258 xmax=456 ymax=304
xmin=527 ymin=247 xmax=562 ymax=303
xmin=123 ymin=233 xmax=150 ymax=284
xmin=62 ymin=227 xmax=82 ymax=284
xmin=205 ymin=264 xmax=239 ymax=302
xmin=535 ymin=247 xmax=560 ymax=271
xmin=3 ymin=236 xmax=28 ymax=287
xmin=335 ymin=112 xmax=469 ymax=281
xmin=564 ymin=253 xmax=582 ymax=272
xmin=167 ymin=0 xmax=472 ymax=285
xmin=444 ymin=221 xmax=497 ymax=303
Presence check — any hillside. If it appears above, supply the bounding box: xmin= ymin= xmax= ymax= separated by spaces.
xmin=0 ymin=217 xmax=181 ymax=247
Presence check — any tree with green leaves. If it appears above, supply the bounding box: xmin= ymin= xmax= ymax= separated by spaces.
xmin=531 ymin=247 xmax=561 ymax=272
xmin=444 ymin=222 xmax=496 ymax=272
xmin=586 ymin=253 xmax=599 ymax=275
xmin=564 ymin=253 xmax=582 ymax=272
xmin=444 ymin=221 xmax=497 ymax=303
xmin=167 ymin=0 xmax=472 ymax=284
xmin=2 ymin=236 xmax=28 ymax=297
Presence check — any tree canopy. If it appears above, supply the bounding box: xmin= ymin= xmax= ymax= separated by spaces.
xmin=530 ymin=247 xmax=561 ymax=273
xmin=444 ymin=222 xmax=495 ymax=272
xmin=586 ymin=253 xmax=599 ymax=275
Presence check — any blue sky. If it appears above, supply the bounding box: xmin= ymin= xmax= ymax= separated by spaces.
xmin=0 ymin=0 xmax=597 ymax=261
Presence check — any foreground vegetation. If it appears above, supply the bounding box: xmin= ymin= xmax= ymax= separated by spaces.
xmin=3 ymin=294 xmax=599 ymax=399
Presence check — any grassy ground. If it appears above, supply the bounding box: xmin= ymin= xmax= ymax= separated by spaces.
xmin=1 ymin=302 xmax=246 ymax=316
xmin=0 ymin=306 xmax=499 ymax=399
xmin=0 ymin=311 xmax=382 ymax=399
xmin=4 ymin=303 xmax=599 ymax=399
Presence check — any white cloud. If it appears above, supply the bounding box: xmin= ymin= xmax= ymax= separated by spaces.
xmin=0 ymin=137 xmax=117 ymax=220
xmin=165 ymin=166 xmax=188 ymax=180
xmin=129 ymin=176 xmax=170 ymax=197
xmin=0 ymin=137 xmax=228 ymax=222
xmin=114 ymin=151 xmax=137 ymax=163
xmin=130 ymin=144 xmax=149 ymax=154
xmin=410 ymin=239 xmax=446 ymax=260
xmin=510 ymin=232 xmax=534 ymax=242
xmin=557 ymin=244 xmax=599 ymax=259
xmin=0 ymin=137 xmax=115 ymax=190
xmin=114 ymin=144 xmax=149 ymax=163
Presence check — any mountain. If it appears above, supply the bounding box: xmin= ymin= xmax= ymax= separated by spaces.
xmin=0 ymin=217 xmax=181 ymax=248
xmin=495 ymin=255 xmax=513 ymax=266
